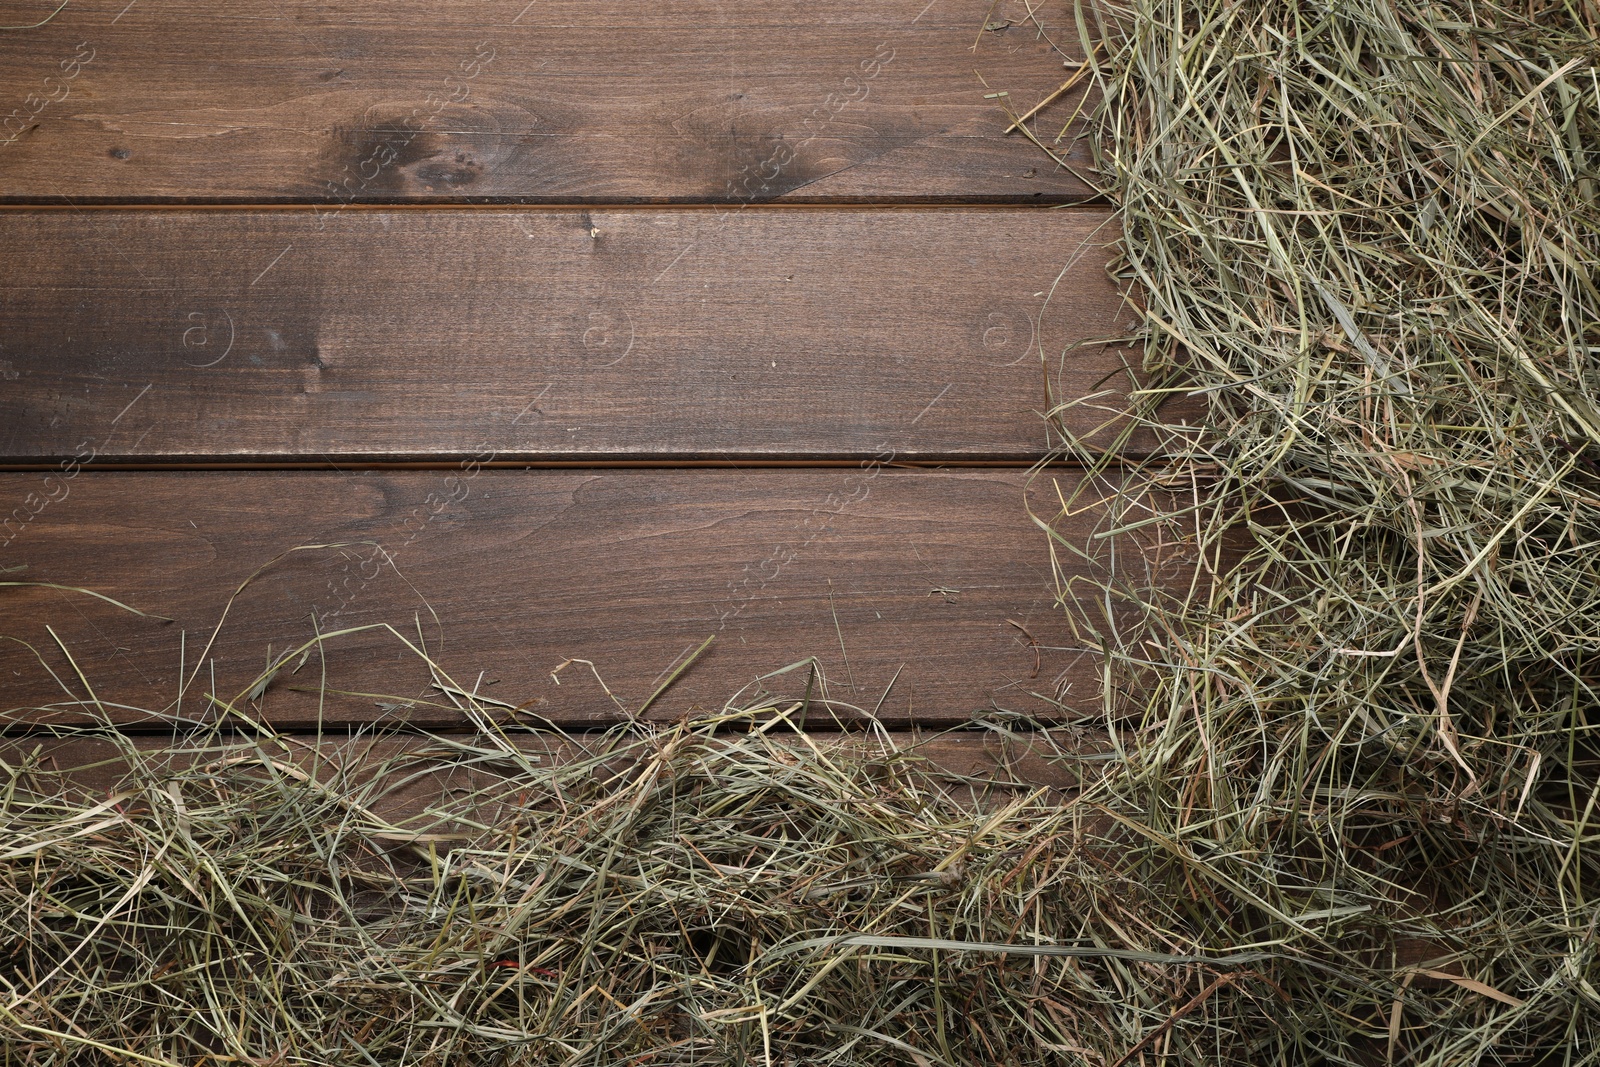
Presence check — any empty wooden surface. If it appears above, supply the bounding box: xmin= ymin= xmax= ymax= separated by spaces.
xmin=0 ymin=469 xmax=1109 ymax=729
xmin=0 ymin=207 xmax=1139 ymax=465
xmin=0 ymin=0 xmax=1093 ymax=204
xmin=0 ymin=2 xmax=1128 ymax=739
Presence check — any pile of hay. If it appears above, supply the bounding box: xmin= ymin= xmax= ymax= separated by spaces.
xmin=2 ymin=711 xmax=1242 ymax=1066
xmin=1040 ymin=0 xmax=1600 ymax=1061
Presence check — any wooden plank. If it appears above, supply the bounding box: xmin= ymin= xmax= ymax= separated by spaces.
xmin=1 ymin=731 xmax=1096 ymax=803
xmin=0 ymin=207 xmax=1146 ymax=465
xmin=0 ymin=0 xmax=1094 ymax=204
xmin=0 ymin=469 xmax=1108 ymax=729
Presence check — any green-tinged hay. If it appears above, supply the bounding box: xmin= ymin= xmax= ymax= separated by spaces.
xmin=1031 ymin=0 xmax=1600 ymax=1062
xmin=1 ymin=712 xmax=1253 ymax=1067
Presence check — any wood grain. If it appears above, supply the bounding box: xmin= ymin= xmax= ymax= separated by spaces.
xmin=0 ymin=207 xmax=1150 ymax=465
xmin=0 ymin=469 xmax=1115 ymax=729
xmin=0 ymin=0 xmax=1093 ymax=204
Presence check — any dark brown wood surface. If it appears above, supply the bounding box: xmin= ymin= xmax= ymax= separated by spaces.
xmin=0 ymin=0 xmax=1093 ymax=204
xmin=0 ymin=469 xmax=1113 ymax=729
xmin=0 ymin=207 xmax=1143 ymax=465
xmin=0 ymin=2 xmax=1131 ymax=738
xmin=2 ymin=731 xmax=1096 ymax=805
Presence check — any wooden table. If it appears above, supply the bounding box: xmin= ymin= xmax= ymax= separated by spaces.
xmin=0 ymin=1 xmax=1130 ymax=763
